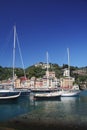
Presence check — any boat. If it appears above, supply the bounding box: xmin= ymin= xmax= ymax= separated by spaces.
xmin=0 ymin=91 xmax=21 ymax=100
xmin=61 ymin=84 xmax=80 ymax=97
xmin=31 ymin=87 xmax=59 ymax=93
xmin=61 ymin=48 xmax=81 ymax=97
xmin=34 ymin=91 xmax=61 ymax=100
xmin=34 ymin=52 xmax=61 ymax=100
xmin=0 ymin=26 xmax=21 ymax=100
xmin=61 ymin=89 xmax=80 ymax=97
xmin=15 ymin=88 xmax=30 ymax=96
xmin=14 ymin=26 xmax=30 ymax=96
xmin=11 ymin=25 xmax=31 ymax=96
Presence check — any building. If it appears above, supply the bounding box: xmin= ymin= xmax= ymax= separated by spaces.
xmin=60 ymin=68 xmax=75 ymax=89
xmin=63 ymin=68 xmax=70 ymax=77
xmin=60 ymin=77 xmax=75 ymax=89
xmin=35 ymin=78 xmax=43 ymax=88
xmin=30 ymin=77 xmax=36 ymax=88
xmin=35 ymin=62 xmax=50 ymax=69
xmin=46 ymin=71 xmax=56 ymax=78
xmin=15 ymin=78 xmax=21 ymax=88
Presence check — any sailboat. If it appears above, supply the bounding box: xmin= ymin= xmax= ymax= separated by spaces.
xmin=0 ymin=26 xmax=21 ymax=100
xmin=61 ymin=48 xmax=80 ymax=97
xmin=0 ymin=90 xmax=20 ymax=100
xmin=12 ymin=25 xmax=30 ymax=96
xmin=34 ymin=52 xmax=61 ymax=100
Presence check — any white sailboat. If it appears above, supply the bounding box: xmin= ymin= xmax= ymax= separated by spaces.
xmin=0 ymin=26 xmax=21 ymax=100
xmin=0 ymin=90 xmax=20 ymax=100
xmin=34 ymin=52 xmax=61 ymax=100
xmin=61 ymin=48 xmax=80 ymax=97
xmin=12 ymin=25 xmax=30 ymax=96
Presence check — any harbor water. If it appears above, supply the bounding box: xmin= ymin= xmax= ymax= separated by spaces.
xmin=0 ymin=90 xmax=87 ymax=125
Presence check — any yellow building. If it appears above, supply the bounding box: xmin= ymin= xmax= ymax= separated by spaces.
xmin=15 ymin=78 xmax=21 ymax=88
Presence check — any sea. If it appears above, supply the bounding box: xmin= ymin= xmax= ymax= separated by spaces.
xmin=0 ymin=90 xmax=87 ymax=125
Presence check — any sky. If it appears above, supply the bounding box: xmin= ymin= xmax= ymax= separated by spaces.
xmin=0 ymin=0 xmax=87 ymax=68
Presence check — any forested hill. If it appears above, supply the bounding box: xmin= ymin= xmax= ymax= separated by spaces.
xmin=0 ymin=63 xmax=87 ymax=83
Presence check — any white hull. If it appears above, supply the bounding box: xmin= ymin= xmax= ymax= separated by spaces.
xmin=61 ymin=90 xmax=80 ymax=97
xmin=34 ymin=91 xmax=61 ymax=100
xmin=35 ymin=91 xmax=61 ymax=97
xmin=0 ymin=90 xmax=10 ymax=92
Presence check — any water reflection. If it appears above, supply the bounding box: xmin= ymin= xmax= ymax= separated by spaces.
xmin=32 ymin=100 xmax=62 ymax=119
xmin=61 ymin=97 xmax=79 ymax=115
xmin=61 ymin=96 xmax=78 ymax=103
xmin=0 ymin=96 xmax=31 ymax=122
xmin=33 ymin=96 xmax=87 ymax=123
xmin=1 ymin=91 xmax=87 ymax=124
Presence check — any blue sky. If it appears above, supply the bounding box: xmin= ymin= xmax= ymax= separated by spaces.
xmin=0 ymin=0 xmax=87 ymax=68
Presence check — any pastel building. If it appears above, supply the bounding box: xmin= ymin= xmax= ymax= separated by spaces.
xmin=60 ymin=68 xmax=75 ymax=89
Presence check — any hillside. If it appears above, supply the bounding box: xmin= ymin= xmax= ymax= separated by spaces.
xmin=0 ymin=63 xmax=87 ymax=85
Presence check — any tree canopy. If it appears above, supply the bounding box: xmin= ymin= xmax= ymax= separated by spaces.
xmin=0 ymin=63 xmax=87 ymax=84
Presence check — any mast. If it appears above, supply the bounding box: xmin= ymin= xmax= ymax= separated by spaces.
xmin=46 ymin=52 xmax=49 ymax=88
xmin=67 ymin=48 xmax=70 ymax=88
xmin=12 ymin=25 xmax=26 ymax=87
xmin=13 ymin=25 xmax=16 ymax=86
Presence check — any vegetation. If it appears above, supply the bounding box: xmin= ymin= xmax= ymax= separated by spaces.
xmin=26 ymin=66 xmax=45 ymax=78
xmin=0 ymin=66 xmax=24 ymax=80
xmin=0 ymin=63 xmax=87 ymax=86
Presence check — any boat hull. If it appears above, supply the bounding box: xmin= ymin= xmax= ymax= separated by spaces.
xmin=34 ymin=95 xmax=61 ymax=101
xmin=34 ymin=92 xmax=61 ymax=100
xmin=61 ymin=91 xmax=80 ymax=97
xmin=31 ymin=88 xmax=59 ymax=93
xmin=0 ymin=91 xmax=20 ymax=100
xmin=15 ymin=89 xmax=31 ymax=96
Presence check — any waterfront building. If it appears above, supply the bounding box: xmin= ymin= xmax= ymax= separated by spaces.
xmin=46 ymin=71 xmax=55 ymax=78
xmin=15 ymin=78 xmax=21 ymax=88
xmin=30 ymin=77 xmax=36 ymax=88
xmin=60 ymin=68 xmax=75 ymax=89
xmin=63 ymin=68 xmax=70 ymax=77
xmin=34 ymin=78 xmax=43 ymax=88
xmin=0 ymin=69 xmax=60 ymax=90
xmin=60 ymin=77 xmax=75 ymax=89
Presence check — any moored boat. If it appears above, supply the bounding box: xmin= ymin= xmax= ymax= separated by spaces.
xmin=61 ymin=90 xmax=80 ymax=97
xmin=0 ymin=91 xmax=21 ymax=100
xmin=34 ymin=91 xmax=61 ymax=100
xmin=15 ymin=88 xmax=31 ymax=96
xmin=61 ymin=48 xmax=81 ymax=97
xmin=33 ymin=52 xmax=62 ymax=100
xmin=31 ymin=88 xmax=59 ymax=93
xmin=0 ymin=26 xmax=21 ymax=100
